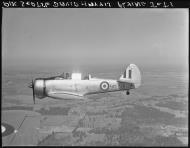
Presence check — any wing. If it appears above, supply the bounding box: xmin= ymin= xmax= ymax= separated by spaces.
xmin=84 ymin=89 xmax=121 ymax=96
xmin=47 ymin=91 xmax=86 ymax=100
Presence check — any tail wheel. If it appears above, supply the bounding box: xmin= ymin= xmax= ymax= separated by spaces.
xmin=126 ymin=90 xmax=130 ymax=95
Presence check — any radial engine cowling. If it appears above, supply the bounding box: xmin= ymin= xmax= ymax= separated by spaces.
xmin=34 ymin=79 xmax=46 ymax=99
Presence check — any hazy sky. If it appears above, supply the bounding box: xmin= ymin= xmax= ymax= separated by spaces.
xmin=2 ymin=8 xmax=188 ymax=71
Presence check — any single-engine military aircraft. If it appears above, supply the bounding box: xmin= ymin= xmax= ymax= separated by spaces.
xmin=28 ymin=64 xmax=141 ymax=104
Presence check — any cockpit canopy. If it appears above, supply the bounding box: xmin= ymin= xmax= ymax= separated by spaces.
xmin=71 ymin=73 xmax=92 ymax=80
xmin=71 ymin=73 xmax=82 ymax=80
xmin=45 ymin=72 xmax=92 ymax=80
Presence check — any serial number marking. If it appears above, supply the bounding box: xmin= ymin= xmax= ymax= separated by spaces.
xmin=109 ymin=84 xmax=117 ymax=89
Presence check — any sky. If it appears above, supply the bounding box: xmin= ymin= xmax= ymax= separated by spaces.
xmin=2 ymin=8 xmax=189 ymax=72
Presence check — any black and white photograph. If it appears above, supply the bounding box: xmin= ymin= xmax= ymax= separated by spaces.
xmin=2 ymin=7 xmax=188 ymax=146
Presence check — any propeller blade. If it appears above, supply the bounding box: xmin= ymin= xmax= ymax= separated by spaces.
xmin=28 ymin=79 xmax=35 ymax=104
xmin=28 ymin=82 xmax=33 ymax=88
xmin=32 ymin=80 xmax=35 ymax=104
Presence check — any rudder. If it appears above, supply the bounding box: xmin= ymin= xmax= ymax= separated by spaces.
xmin=119 ymin=64 xmax=141 ymax=88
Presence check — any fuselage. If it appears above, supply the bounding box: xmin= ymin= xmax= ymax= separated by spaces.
xmin=33 ymin=75 xmax=136 ymax=100
xmin=45 ymin=78 xmax=120 ymax=99
xmin=31 ymin=64 xmax=141 ymax=102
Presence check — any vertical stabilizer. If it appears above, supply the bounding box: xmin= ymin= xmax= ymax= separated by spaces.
xmin=119 ymin=64 xmax=141 ymax=88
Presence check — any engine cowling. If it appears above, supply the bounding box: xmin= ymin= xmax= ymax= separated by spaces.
xmin=34 ymin=79 xmax=46 ymax=99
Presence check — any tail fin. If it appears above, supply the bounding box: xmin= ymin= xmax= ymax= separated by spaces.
xmin=119 ymin=64 xmax=141 ymax=88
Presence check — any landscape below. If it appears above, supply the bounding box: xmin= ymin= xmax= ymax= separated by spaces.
xmin=2 ymin=66 xmax=188 ymax=146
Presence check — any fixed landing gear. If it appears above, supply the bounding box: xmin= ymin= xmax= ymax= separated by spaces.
xmin=126 ymin=90 xmax=130 ymax=95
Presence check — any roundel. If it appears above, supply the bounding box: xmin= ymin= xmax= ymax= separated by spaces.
xmin=1 ymin=122 xmax=15 ymax=137
xmin=100 ymin=81 xmax=109 ymax=91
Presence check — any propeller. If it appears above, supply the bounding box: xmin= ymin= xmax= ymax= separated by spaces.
xmin=28 ymin=79 xmax=35 ymax=104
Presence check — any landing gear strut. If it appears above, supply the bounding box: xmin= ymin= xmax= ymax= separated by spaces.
xmin=126 ymin=90 xmax=130 ymax=95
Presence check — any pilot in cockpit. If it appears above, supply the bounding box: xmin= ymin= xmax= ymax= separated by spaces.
xmin=66 ymin=73 xmax=70 ymax=79
xmin=57 ymin=72 xmax=71 ymax=79
xmin=83 ymin=74 xmax=91 ymax=80
xmin=60 ymin=72 xmax=65 ymax=78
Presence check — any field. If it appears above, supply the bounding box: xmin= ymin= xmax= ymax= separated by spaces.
xmin=2 ymin=66 xmax=188 ymax=146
